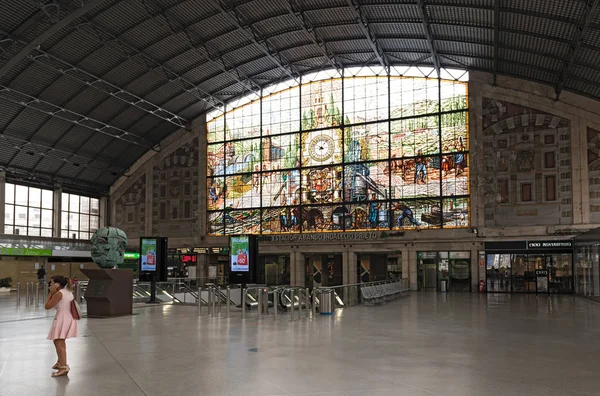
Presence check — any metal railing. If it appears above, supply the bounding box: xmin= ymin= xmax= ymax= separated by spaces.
xmin=312 ymin=279 xmax=409 ymax=312
xmin=16 ymin=282 xmax=48 ymax=308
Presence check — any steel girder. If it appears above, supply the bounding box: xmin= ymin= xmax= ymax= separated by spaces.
xmin=345 ymin=0 xmax=389 ymax=69
xmin=0 ymin=130 xmax=126 ymax=175
xmin=555 ymin=0 xmax=600 ymax=99
xmin=284 ymin=0 xmax=344 ymax=72
xmin=0 ymin=0 xmax=109 ymax=80
xmin=209 ymin=0 xmax=300 ymax=82
xmin=139 ymin=0 xmax=261 ymax=95
xmin=493 ymin=0 xmax=499 ymax=85
xmin=415 ymin=0 xmax=441 ymax=76
xmin=0 ymin=85 xmax=154 ymax=149
xmin=0 ymin=31 xmax=189 ymax=129
xmin=75 ymin=20 xmax=225 ymax=113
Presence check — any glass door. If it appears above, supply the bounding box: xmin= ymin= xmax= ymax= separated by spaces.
xmin=529 ymin=254 xmax=544 ymax=293
xmin=418 ymin=252 xmax=438 ymax=290
xmin=438 ymin=252 xmax=449 ymax=291
xmin=548 ymin=253 xmax=573 ymax=293
xmin=449 ymin=252 xmax=471 ymax=292
xmin=511 ymin=254 xmax=529 ymax=292
xmin=485 ymin=253 xmax=512 ymax=292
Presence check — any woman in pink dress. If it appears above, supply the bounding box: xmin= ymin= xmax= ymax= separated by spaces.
xmin=45 ymin=275 xmax=78 ymax=377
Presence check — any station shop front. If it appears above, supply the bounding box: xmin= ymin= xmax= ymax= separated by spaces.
xmin=484 ymin=241 xmax=573 ymax=294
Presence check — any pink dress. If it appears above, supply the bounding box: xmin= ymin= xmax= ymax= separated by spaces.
xmin=47 ymin=289 xmax=78 ymax=340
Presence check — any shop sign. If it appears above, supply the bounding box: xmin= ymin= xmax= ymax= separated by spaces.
xmin=266 ymin=232 xmax=381 ymax=243
xmin=535 ymin=269 xmax=549 ymax=276
xmin=124 ymin=252 xmax=140 ymax=260
xmin=527 ymin=241 xmax=572 ymax=249
xmin=193 ymin=247 xmax=228 ymax=254
xmin=0 ymin=247 xmax=52 ymax=256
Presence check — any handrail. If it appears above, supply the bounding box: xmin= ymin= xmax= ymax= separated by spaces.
xmin=313 ymin=279 xmax=409 ymax=308
xmin=279 ymin=287 xmax=310 ymax=321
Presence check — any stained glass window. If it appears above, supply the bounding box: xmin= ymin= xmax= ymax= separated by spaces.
xmin=206 ymin=69 xmax=469 ymax=235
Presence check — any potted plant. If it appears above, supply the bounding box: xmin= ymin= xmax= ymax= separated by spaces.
xmin=0 ymin=277 xmax=12 ymax=292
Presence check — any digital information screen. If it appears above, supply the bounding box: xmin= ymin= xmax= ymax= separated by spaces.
xmin=140 ymin=238 xmax=157 ymax=272
xmin=230 ymin=236 xmax=250 ymax=272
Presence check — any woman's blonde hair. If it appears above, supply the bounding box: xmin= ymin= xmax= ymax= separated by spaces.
xmin=50 ymin=275 xmax=73 ymax=292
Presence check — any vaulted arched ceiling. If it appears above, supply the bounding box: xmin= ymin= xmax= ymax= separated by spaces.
xmin=0 ymin=0 xmax=598 ymax=194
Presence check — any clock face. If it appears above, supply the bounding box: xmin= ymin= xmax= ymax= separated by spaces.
xmin=308 ymin=134 xmax=335 ymax=162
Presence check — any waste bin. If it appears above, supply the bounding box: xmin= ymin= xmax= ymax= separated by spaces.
xmin=440 ymin=280 xmax=447 ymax=292
xmin=319 ymin=289 xmax=334 ymax=315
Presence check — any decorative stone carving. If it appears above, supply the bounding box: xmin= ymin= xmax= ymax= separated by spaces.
xmin=516 ymin=151 xmax=534 ymax=172
xmin=482 ymin=98 xmax=571 ymax=227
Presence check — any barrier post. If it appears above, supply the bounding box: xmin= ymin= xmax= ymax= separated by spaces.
xmin=217 ymin=286 xmax=221 ymax=315
xmin=197 ymin=286 xmax=201 ymax=316
xmin=290 ymin=290 xmax=295 ymax=322
xmin=226 ymin=286 xmax=230 ymax=318
xmin=312 ymin=289 xmax=317 ymax=316
xmin=25 ymin=283 xmax=30 ymax=307
xmin=16 ymin=282 xmax=20 ymax=307
xmin=273 ymin=289 xmax=278 ymax=320
xmin=241 ymin=288 xmax=246 ymax=320
xmin=257 ymin=289 xmax=262 ymax=320
xmin=305 ymin=288 xmax=310 ymax=317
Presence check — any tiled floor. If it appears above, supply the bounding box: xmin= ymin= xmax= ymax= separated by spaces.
xmin=1 ymin=293 xmax=600 ymax=396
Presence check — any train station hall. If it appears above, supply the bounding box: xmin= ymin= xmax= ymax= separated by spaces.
xmin=1 ymin=0 xmax=600 ymax=395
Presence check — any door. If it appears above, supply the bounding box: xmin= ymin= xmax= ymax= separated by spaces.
xmin=449 ymin=259 xmax=471 ymax=292
xmin=438 ymin=253 xmax=449 ymax=291
xmin=486 ymin=254 xmax=511 ymax=292
xmin=511 ymin=254 xmax=530 ymax=292
xmin=418 ymin=252 xmax=438 ymax=290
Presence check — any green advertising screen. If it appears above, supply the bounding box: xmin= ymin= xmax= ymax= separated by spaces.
xmin=140 ymin=238 xmax=157 ymax=271
xmin=0 ymin=247 xmax=52 ymax=257
xmin=230 ymin=236 xmax=250 ymax=272
xmin=124 ymin=252 xmax=140 ymax=260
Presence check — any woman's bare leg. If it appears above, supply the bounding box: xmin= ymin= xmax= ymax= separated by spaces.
xmin=54 ymin=339 xmax=67 ymax=366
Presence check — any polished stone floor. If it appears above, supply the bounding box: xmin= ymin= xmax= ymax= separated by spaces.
xmin=1 ymin=293 xmax=600 ymax=396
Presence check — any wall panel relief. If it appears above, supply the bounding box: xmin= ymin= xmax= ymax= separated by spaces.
xmin=152 ymin=138 xmax=199 ymax=237
xmin=482 ymin=98 xmax=572 ymax=227
xmin=587 ymin=127 xmax=600 ymax=222
xmin=114 ymin=174 xmax=146 ymax=240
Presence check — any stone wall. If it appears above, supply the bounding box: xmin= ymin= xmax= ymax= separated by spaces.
xmin=109 ymin=118 xmax=205 ymax=247
xmin=481 ymin=98 xmax=572 ymax=227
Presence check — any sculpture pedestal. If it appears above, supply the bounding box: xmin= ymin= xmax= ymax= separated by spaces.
xmin=81 ymin=268 xmax=133 ymax=317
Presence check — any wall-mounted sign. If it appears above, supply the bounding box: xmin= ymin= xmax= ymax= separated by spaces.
xmin=124 ymin=252 xmax=140 ymax=260
xmin=192 ymin=247 xmax=229 ymax=254
xmin=527 ymin=241 xmax=572 ymax=250
xmin=265 ymin=232 xmax=380 ymax=243
xmin=181 ymin=255 xmax=197 ymax=264
xmin=485 ymin=240 xmax=572 ymax=252
xmin=0 ymin=247 xmax=52 ymax=256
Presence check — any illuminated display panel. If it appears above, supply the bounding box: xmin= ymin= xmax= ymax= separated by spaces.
xmin=207 ymin=69 xmax=469 ymax=235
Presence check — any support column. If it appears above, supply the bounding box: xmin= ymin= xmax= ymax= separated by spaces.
xmin=344 ymin=249 xmax=358 ymax=305
xmin=346 ymin=250 xmax=357 ymax=285
xmin=197 ymin=253 xmax=207 ymax=287
xmin=471 ymin=248 xmax=480 ymax=293
xmin=0 ymin=171 xmax=5 ymax=232
xmin=409 ymin=248 xmax=418 ymax=291
xmin=290 ymin=250 xmax=304 ymax=287
xmin=53 ymin=186 xmax=62 ymax=238
xmin=99 ymin=196 xmax=108 ymax=228
xmin=144 ymin=166 xmax=153 ymax=236
xmin=198 ymin=118 xmax=207 ymax=243
xmin=401 ymin=248 xmax=409 ymax=282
